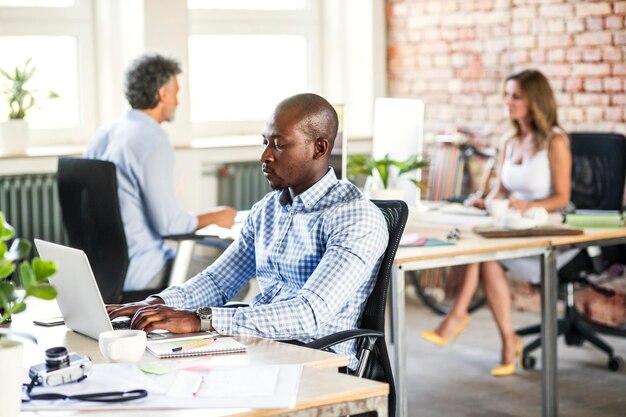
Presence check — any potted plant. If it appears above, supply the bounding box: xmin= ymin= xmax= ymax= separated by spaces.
xmin=347 ymin=153 xmax=429 ymax=200
xmin=0 ymin=212 xmax=57 ymax=417
xmin=0 ymin=58 xmax=59 ymax=154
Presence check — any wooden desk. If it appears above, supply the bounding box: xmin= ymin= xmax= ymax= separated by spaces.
xmin=391 ymin=215 xmax=553 ymax=417
xmin=15 ymin=300 xmax=388 ymax=417
xmin=392 ymin=215 xmax=626 ymax=417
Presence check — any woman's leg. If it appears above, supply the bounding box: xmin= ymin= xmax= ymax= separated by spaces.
xmin=480 ymin=261 xmax=519 ymax=364
xmin=434 ymin=263 xmax=479 ymax=337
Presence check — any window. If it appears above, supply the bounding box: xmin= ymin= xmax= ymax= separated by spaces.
xmin=0 ymin=0 xmax=95 ymax=145
xmin=187 ymin=0 xmax=320 ymax=137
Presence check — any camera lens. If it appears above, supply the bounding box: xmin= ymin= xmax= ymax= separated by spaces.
xmin=45 ymin=346 xmax=70 ymax=370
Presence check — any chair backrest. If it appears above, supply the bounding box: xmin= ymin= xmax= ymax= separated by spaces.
xmin=570 ymin=132 xmax=626 ymax=211
xmin=362 ymin=199 xmax=409 ymax=332
xmin=361 ymin=199 xmax=408 ymax=417
xmin=56 ymin=157 xmax=129 ymax=304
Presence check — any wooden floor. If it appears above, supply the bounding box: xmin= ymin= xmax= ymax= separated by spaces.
xmin=405 ymin=292 xmax=626 ymax=417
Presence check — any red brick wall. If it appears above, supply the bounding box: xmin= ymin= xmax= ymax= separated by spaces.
xmin=387 ymin=0 xmax=626 ymax=143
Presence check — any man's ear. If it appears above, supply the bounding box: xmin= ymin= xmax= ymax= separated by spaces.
xmin=312 ymin=138 xmax=329 ymax=160
xmin=157 ymin=84 xmax=169 ymax=103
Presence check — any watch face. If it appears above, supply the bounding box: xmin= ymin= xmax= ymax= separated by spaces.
xmin=197 ymin=306 xmax=212 ymax=318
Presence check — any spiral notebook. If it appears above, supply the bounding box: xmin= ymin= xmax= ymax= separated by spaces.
xmin=146 ymin=336 xmax=248 ymax=358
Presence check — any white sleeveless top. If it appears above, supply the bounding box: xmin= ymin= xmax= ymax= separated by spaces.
xmin=500 ymin=129 xmax=565 ymax=201
xmin=499 ymin=128 xmax=577 ymax=283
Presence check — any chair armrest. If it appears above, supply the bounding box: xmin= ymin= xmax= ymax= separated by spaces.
xmin=305 ymin=329 xmax=384 ymax=350
xmin=164 ymin=235 xmax=232 ymax=249
xmin=223 ymin=302 xmax=249 ymax=308
xmin=163 ymin=233 xmax=205 ymax=241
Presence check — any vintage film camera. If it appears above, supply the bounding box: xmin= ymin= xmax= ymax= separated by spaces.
xmin=28 ymin=346 xmax=92 ymax=387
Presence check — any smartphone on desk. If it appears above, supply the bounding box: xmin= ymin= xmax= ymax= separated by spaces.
xmin=33 ymin=316 xmax=65 ymax=327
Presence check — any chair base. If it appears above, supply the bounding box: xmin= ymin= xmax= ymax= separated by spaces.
xmin=516 ymin=304 xmax=625 ymax=372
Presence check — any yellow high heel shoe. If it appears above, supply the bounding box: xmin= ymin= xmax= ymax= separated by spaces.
xmin=420 ymin=317 xmax=470 ymax=347
xmin=491 ymin=336 xmax=522 ymax=377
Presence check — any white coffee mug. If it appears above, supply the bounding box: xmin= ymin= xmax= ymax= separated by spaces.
xmin=99 ymin=330 xmax=146 ymax=363
xmin=486 ymin=199 xmax=509 ymax=218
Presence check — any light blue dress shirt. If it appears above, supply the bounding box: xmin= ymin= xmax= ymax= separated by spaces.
xmin=85 ymin=110 xmax=197 ymax=290
xmin=159 ymin=168 xmax=388 ymax=369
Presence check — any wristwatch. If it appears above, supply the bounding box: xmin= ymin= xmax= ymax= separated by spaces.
xmin=195 ymin=306 xmax=213 ymax=332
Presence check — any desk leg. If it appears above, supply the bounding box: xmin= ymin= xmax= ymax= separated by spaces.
xmin=391 ymin=266 xmax=406 ymax=417
xmin=541 ymin=247 xmax=558 ymax=417
xmin=168 ymin=240 xmax=196 ymax=286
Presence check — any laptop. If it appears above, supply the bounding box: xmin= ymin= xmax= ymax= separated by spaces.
xmin=34 ymin=239 xmax=134 ymax=339
xmin=33 ymin=239 xmax=203 ymax=341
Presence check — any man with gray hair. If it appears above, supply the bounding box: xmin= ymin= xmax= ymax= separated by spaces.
xmin=86 ymin=53 xmax=236 ymax=291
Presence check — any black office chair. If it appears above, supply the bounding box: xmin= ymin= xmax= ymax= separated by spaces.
xmin=57 ymin=158 xmax=169 ymax=303
xmin=517 ymin=132 xmax=626 ymax=372
xmin=304 ymin=199 xmax=408 ymax=417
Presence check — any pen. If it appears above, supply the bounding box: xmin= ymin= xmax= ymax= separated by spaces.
xmin=171 ymin=338 xmax=216 ymax=352
xmin=191 ymin=375 xmax=204 ymax=396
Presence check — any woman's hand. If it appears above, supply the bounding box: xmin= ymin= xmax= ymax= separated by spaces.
xmin=464 ymin=195 xmax=485 ymax=209
xmin=509 ymin=199 xmax=532 ymax=212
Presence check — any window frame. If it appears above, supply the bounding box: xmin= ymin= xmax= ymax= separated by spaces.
xmin=0 ymin=0 xmax=96 ymax=146
xmin=187 ymin=1 xmax=322 ymax=138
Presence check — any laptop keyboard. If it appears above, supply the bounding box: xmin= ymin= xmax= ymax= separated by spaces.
xmin=110 ymin=318 xmax=166 ymax=339
xmin=111 ymin=318 xmax=131 ymax=330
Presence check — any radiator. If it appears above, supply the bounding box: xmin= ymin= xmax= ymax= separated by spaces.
xmin=217 ymin=162 xmax=272 ymax=210
xmin=0 ymin=174 xmax=67 ymax=245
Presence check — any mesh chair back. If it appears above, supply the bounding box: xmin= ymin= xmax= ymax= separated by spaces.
xmin=57 ymin=158 xmax=128 ymax=304
xmin=570 ymin=132 xmax=626 ymax=211
xmin=360 ymin=199 xmax=408 ymax=417
xmin=362 ymin=200 xmax=408 ymax=331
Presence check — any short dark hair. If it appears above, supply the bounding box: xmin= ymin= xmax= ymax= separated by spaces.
xmin=124 ymin=53 xmax=181 ymax=109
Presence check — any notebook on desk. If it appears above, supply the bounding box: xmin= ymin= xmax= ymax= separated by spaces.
xmin=146 ymin=335 xmax=248 ymax=358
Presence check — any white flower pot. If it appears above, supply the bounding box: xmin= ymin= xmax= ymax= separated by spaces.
xmin=0 ymin=120 xmax=29 ymax=155
xmin=368 ymin=188 xmax=404 ymax=200
xmin=0 ymin=338 xmax=24 ymax=417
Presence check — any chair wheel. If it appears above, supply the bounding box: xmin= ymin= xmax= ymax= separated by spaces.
xmin=608 ymin=356 xmax=624 ymax=372
xmin=523 ymin=355 xmax=536 ymax=370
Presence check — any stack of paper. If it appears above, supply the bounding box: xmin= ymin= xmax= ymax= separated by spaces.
xmin=564 ymin=210 xmax=624 ymax=228
xmin=22 ymin=362 xmax=303 ymax=411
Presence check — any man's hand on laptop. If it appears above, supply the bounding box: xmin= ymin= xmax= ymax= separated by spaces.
xmin=107 ymin=298 xmax=201 ymax=333
xmin=106 ymin=297 xmax=163 ymax=318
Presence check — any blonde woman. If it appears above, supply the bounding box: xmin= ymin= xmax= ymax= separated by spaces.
xmin=421 ymin=69 xmax=573 ymax=376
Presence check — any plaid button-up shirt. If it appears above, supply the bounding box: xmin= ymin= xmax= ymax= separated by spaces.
xmin=159 ymin=168 xmax=388 ymax=368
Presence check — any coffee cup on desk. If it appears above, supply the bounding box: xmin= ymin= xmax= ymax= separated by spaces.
xmin=486 ymin=199 xmax=509 ymax=218
xmin=99 ymin=330 xmax=146 ymax=363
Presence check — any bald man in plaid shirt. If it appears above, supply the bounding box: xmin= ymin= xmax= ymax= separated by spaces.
xmin=108 ymin=93 xmax=388 ymax=370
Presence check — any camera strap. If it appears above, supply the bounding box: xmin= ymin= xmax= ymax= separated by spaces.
xmin=24 ymin=375 xmax=148 ymax=403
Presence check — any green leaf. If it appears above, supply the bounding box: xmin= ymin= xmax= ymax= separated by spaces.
xmin=32 ymin=258 xmax=57 ymax=282
xmin=347 ymin=153 xmax=428 ymax=189
xmin=10 ymin=301 xmax=26 ymax=315
xmin=19 ymin=262 xmax=36 ymax=290
xmin=0 ymin=280 xmax=17 ymax=301
xmin=27 ymin=283 xmax=58 ymax=300
xmin=6 ymin=238 xmax=31 ymax=261
xmin=0 ymin=213 xmax=16 ymax=242
xmin=0 ymin=259 xmax=16 ymax=280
